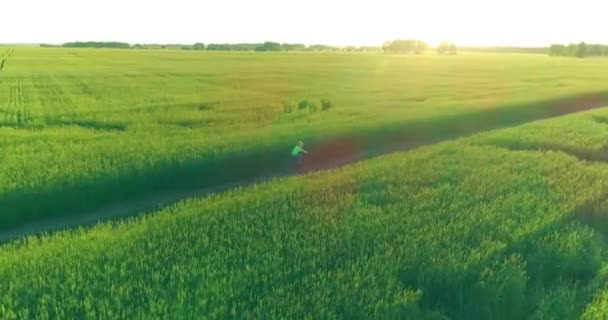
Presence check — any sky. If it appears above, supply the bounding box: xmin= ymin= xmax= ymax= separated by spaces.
xmin=2 ymin=0 xmax=607 ymax=47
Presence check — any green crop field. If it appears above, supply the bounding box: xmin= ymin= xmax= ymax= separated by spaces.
xmin=4 ymin=48 xmax=608 ymax=229
xmin=4 ymin=107 xmax=608 ymax=319
xmin=6 ymin=47 xmax=608 ymax=319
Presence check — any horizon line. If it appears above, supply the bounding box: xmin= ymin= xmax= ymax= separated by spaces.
xmin=0 ymin=41 xmax=555 ymax=49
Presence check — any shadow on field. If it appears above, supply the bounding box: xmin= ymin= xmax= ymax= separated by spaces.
xmin=4 ymin=90 xmax=608 ymax=239
xmin=45 ymin=118 xmax=128 ymax=131
xmin=398 ymin=209 xmax=606 ymax=320
xmin=576 ymin=200 xmax=608 ymax=237
xmin=301 ymin=90 xmax=608 ymax=172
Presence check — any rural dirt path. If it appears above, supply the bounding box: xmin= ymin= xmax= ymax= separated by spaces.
xmin=3 ymin=92 xmax=608 ymax=243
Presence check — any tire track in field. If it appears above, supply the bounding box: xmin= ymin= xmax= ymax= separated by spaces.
xmin=0 ymin=77 xmax=122 ymax=131
xmin=1 ymin=78 xmax=33 ymax=126
xmin=33 ymin=74 xmax=77 ymax=120
xmin=4 ymin=90 xmax=608 ymax=242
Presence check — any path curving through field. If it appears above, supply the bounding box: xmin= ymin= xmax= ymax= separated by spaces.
xmin=3 ymin=91 xmax=608 ymax=242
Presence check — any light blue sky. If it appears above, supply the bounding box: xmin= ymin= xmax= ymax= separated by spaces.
xmin=3 ymin=0 xmax=606 ymax=46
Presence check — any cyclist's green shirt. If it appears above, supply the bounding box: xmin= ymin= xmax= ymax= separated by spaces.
xmin=292 ymin=145 xmax=303 ymax=156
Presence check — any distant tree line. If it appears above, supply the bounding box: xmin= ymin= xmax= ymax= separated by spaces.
xmin=383 ymin=39 xmax=429 ymax=54
xmin=133 ymin=44 xmax=188 ymax=50
xmin=36 ymin=41 xmax=556 ymax=56
xmin=169 ymin=42 xmax=379 ymax=52
xmin=38 ymin=41 xmax=383 ymax=52
xmin=63 ymin=41 xmax=131 ymax=49
xmin=193 ymin=42 xmax=308 ymax=51
xmin=458 ymin=47 xmax=547 ymax=54
xmin=549 ymin=42 xmax=608 ymax=58
xmin=379 ymin=44 xmax=547 ymax=55
xmin=306 ymin=44 xmax=338 ymax=51
xmin=437 ymin=41 xmax=457 ymax=55
xmin=205 ymin=43 xmax=258 ymax=51
xmin=382 ymin=39 xmax=461 ymax=55
xmin=201 ymin=42 xmax=378 ymax=52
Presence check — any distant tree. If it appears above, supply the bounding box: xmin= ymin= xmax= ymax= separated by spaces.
xmin=207 ymin=43 xmax=259 ymax=51
xmin=63 ymin=41 xmax=130 ymax=49
xmin=383 ymin=39 xmax=428 ymax=54
xmin=576 ymin=41 xmax=587 ymax=58
xmin=567 ymin=43 xmax=578 ymax=57
xmin=549 ymin=42 xmax=608 ymax=57
xmin=588 ymin=44 xmax=602 ymax=56
xmin=192 ymin=43 xmax=205 ymax=50
xmin=206 ymin=43 xmax=228 ymax=51
xmin=233 ymin=43 xmax=259 ymax=51
xmin=437 ymin=41 xmax=457 ymax=55
xmin=549 ymin=44 xmax=566 ymax=56
xmin=437 ymin=42 xmax=446 ymax=54
xmin=307 ymin=44 xmax=337 ymax=51
xmin=281 ymin=43 xmax=306 ymax=51
xmin=448 ymin=43 xmax=457 ymax=55
xmin=357 ymin=46 xmax=382 ymax=52
xmin=413 ymin=40 xmax=428 ymax=54
xmin=255 ymin=42 xmax=282 ymax=51
xmin=383 ymin=40 xmax=411 ymax=53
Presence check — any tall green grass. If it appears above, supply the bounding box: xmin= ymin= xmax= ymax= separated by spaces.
xmin=4 ymin=108 xmax=608 ymax=318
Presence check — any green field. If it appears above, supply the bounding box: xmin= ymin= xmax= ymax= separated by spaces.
xmin=4 ymin=48 xmax=608 ymax=229
xmin=6 ymin=48 xmax=608 ymax=318
xmin=5 ymin=106 xmax=608 ymax=319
